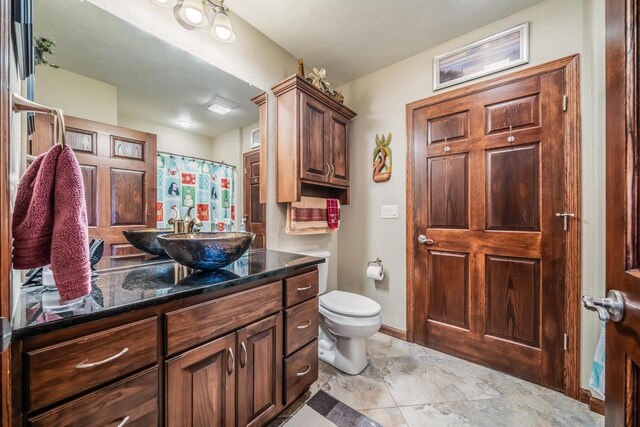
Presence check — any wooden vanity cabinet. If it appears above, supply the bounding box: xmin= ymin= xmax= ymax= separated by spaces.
xmin=270 ymin=75 xmax=356 ymax=204
xmin=13 ymin=266 xmax=319 ymax=427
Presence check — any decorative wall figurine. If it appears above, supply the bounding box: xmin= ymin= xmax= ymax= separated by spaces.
xmin=373 ymin=133 xmax=392 ymax=182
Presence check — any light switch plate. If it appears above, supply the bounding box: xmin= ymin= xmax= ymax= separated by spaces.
xmin=381 ymin=205 xmax=399 ymax=219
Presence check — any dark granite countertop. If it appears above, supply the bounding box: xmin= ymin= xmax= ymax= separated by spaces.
xmin=12 ymin=249 xmax=324 ymax=340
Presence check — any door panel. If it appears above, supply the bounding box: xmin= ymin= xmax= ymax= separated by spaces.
xmin=30 ymin=115 xmax=157 ymax=255
xmin=300 ymin=93 xmax=329 ymax=183
xmin=427 ymin=153 xmax=469 ymax=228
xmin=428 ymin=250 xmax=469 ymax=329
xmin=605 ymin=0 xmax=640 ymax=423
xmin=243 ymin=150 xmax=266 ymax=249
xmin=328 ymin=113 xmax=349 ymax=186
xmin=485 ymin=144 xmax=540 ymax=231
xmin=237 ymin=313 xmax=283 ymax=427
xmin=166 ymin=333 xmax=236 ymax=427
xmin=485 ymin=256 xmax=540 ymax=347
xmin=411 ymin=69 xmax=567 ymax=390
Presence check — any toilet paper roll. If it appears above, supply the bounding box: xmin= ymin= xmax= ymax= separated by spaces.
xmin=367 ymin=265 xmax=384 ymax=281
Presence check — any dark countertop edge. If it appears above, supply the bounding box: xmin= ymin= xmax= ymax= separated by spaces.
xmin=12 ymin=257 xmax=324 ymax=341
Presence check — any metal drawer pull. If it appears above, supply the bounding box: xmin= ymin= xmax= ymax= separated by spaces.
xmin=297 ymin=364 xmax=311 ymax=376
xmin=240 ymin=342 xmax=247 ymax=368
xmin=227 ymin=347 xmax=234 ymax=374
xmin=116 ymin=416 xmax=130 ymax=427
xmin=75 ymin=347 xmax=129 ymax=369
xmin=297 ymin=320 xmax=312 ymax=329
xmin=297 ymin=285 xmax=312 ymax=292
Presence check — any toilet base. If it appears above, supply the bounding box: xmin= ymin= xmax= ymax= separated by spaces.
xmin=318 ymin=326 xmax=369 ymax=375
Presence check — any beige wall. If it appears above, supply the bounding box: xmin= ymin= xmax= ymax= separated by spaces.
xmin=337 ymin=0 xmax=605 ymax=390
xmin=35 ymin=66 xmax=118 ymax=125
xmin=118 ymin=116 xmax=214 ymax=160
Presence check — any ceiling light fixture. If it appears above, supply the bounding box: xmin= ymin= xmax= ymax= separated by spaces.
xmin=203 ymin=96 xmax=237 ymax=115
xmin=151 ymin=0 xmax=236 ymax=42
xmin=178 ymin=119 xmax=193 ymax=128
xmin=151 ymin=0 xmax=177 ymax=8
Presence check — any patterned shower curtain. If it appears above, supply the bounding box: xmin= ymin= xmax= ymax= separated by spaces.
xmin=156 ymin=152 xmax=237 ymax=232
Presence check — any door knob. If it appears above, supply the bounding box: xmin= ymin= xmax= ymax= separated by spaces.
xmin=582 ymin=290 xmax=625 ymax=322
xmin=417 ymin=235 xmax=434 ymax=245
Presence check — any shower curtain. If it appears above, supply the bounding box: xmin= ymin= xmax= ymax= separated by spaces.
xmin=156 ymin=152 xmax=237 ymax=232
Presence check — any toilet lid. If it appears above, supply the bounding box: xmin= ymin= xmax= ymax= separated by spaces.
xmin=320 ymin=290 xmax=381 ymax=317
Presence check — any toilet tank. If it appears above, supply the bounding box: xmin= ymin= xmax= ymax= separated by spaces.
xmin=300 ymin=250 xmax=330 ymax=294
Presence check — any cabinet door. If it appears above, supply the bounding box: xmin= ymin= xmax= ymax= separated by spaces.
xmin=300 ymin=93 xmax=330 ymax=183
xmin=237 ymin=313 xmax=283 ymax=427
xmin=328 ymin=112 xmax=349 ymax=186
xmin=166 ymin=333 xmax=236 ymax=427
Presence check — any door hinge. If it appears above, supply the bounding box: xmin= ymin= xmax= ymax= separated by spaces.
xmin=563 ymin=333 xmax=568 ymax=351
xmin=1 ymin=317 xmax=11 ymax=352
xmin=562 ymin=95 xmax=568 ymax=112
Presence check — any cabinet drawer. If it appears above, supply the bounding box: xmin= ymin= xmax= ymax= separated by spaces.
xmin=28 ymin=367 xmax=158 ymax=427
xmin=285 ymin=297 xmax=318 ymax=356
xmin=27 ymin=317 xmax=158 ymax=411
xmin=284 ymin=270 xmax=318 ymax=307
xmin=284 ymin=340 xmax=319 ymax=405
xmin=166 ymin=281 xmax=283 ymax=356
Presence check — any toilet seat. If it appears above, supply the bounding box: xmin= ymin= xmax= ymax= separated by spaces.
xmin=320 ymin=290 xmax=381 ymax=317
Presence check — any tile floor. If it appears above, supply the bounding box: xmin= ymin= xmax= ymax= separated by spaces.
xmin=276 ymin=333 xmax=605 ymax=427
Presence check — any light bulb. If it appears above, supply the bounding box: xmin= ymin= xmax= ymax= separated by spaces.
xmin=151 ymin=0 xmax=177 ymax=7
xmin=178 ymin=0 xmax=208 ymax=27
xmin=211 ymin=10 xmax=235 ymax=42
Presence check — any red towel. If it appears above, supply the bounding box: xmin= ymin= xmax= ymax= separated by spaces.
xmin=326 ymin=198 xmax=340 ymax=229
xmin=12 ymin=145 xmax=91 ymax=301
xmin=12 ymin=145 xmax=61 ymax=268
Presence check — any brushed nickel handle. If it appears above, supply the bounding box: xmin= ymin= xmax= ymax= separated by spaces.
xmin=227 ymin=347 xmax=234 ymax=374
xmin=116 ymin=416 xmax=130 ymax=427
xmin=297 ymin=320 xmax=312 ymax=329
xmin=583 ymin=290 xmax=625 ymax=323
xmin=330 ymin=164 xmax=335 ymax=177
xmin=297 ymin=364 xmax=311 ymax=376
xmin=240 ymin=342 xmax=247 ymax=368
xmin=297 ymin=285 xmax=312 ymax=292
xmin=417 ymin=235 xmax=435 ymax=245
xmin=75 ymin=347 xmax=129 ymax=369
xmin=325 ymin=163 xmax=331 ymax=178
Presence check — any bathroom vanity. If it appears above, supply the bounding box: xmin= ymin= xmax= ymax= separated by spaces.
xmin=9 ymin=250 xmax=322 ymax=426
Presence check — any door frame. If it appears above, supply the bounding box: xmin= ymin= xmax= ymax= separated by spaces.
xmin=0 ymin=0 xmax=13 ymax=422
xmin=405 ymin=55 xmax=581 ymax=398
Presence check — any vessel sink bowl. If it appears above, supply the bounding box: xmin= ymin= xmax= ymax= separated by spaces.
xmin=122 ymin=228 xmax=172 ymax=256
xmin=157 ymin=232 xmax=255 ymax=271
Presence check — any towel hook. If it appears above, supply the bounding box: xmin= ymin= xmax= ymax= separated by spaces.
xmin=12 ymin=93 xmax=67 ymax=148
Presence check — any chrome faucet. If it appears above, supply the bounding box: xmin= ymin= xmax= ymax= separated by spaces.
xmin=184 ymin=206 xmax=202 ymax=233
xmin=168 ymin=205 xmax=185 ymax=233
xmin=168 ymin=205 xmax=202 ymax=233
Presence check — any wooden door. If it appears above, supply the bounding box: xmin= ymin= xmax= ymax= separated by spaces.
xmin=30 ymin=115 xmax=157 ymax=256
xmin=243 ymin=150 xmax=266 ymax=249
xmin=299 ymin=92 xmax=330 ymax=183
xmin=166 ymin=333 xmax=236 ymax=427
xmin=328 ymin=112 xmax=349 ymax=186
xmin=409 ymin=61 xmax=577 ymax=391
xmin=236 ymin=313 xmax=283 ymax=427
xmin=604 ymin=0 xmax=640 ymax=423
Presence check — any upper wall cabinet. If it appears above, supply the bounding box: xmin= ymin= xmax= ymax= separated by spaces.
xmin=270 ymin=75 xmax=356 ymax=204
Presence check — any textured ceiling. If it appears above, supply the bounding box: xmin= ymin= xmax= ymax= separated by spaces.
xmin=226 ymin=0 xmax=546 ymax=85
xmin=34 ymin=0 xmax=260 ymax=138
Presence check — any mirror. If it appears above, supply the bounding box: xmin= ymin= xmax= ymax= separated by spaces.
xmin=22 ymin=0 xmax=261 ymax=258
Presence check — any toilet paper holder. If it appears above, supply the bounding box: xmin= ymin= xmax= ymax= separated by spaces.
xmin=368 ymin=258 xmax=385 ymax=275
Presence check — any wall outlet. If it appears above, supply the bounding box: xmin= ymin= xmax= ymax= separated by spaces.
xmin=381 ymin=205 xmax=399 ymax=219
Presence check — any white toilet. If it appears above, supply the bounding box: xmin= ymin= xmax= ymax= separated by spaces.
xmin=304 ymin=251 xmax=382 ymax=375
